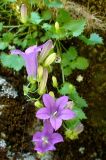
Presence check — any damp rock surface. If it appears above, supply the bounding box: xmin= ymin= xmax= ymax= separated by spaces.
xmin=0 ymin=76 xmax=18 ymax=98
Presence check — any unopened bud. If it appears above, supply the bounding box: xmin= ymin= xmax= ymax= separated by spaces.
xmin=37 ymin=65 xmax=43 ymax=81
xmin=21 ymin=4 xmax=27 ymax=23
xmin=39 ymin=40 xmax=54 ymax=63
xmin=28 ymin=76 xmax=36 ymax=84
xmin=55 ymin=21 xmax=59 ymax=31
xmin=44 ymin=53 xmax=56 ymax=67
xmin=74 ymin=123 xmax=84 ymax=134
xmin=34 ymin=100 xmax=43 ymax=108
xmin=37 ymin=152 xmax=44 ymax=157
xmin=49 ymin=91 xmax=55 ymax=98
xmin=66 ymin=101 xmax=74 ymax=110
xmin=38 ymin=68 xmax=48 ymax=95
xmin=52 ymin=76 xmax=58 ymax=88
xmin=65 ymin=129 xmax=78 ymax=140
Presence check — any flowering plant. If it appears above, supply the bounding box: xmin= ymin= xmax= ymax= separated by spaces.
xmin=10 ymin=39 xmax=86 ymax=154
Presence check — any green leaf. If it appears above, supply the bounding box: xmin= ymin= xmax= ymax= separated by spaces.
xmin=0 ymin=22 xmax=3 ymax=32
xmin=0 ymin=53 xmax=25 ymax=71
xmin=57 ymin=9 xmax=71 ymax=24
xmin=0 ymin=42 xmax=8 ymax=50
xmin=42 ymin=10 xmax=52 ymax=20
xmin=62 ymin=47 xmax=78 ymax=62
xmin=30 ymin=12 xmax=43 ymax=25
xmin=60 ymin=82 xmax=87 ymax=108
xmin=3 ymin=32 xmax=14 ymax=43
xmin=73 ymin=107 xmax=87 ymax=120
xmin=65 ymin=118 xmax=80 ymax=129
xmin=60 ymin=82 xmax=72 ymax=95
xmin=7 ymin=0 xmax=16 ymax=2
xmin=70 ymin=61 xmax=77 ymax=69
xmin=42 ymin=23 xmax=52 ymax=31
xmin=89 ymin=33 xmax=103 ymax=44
xmin=46 ymin=0 xmax=63 ymax=8
xmin=63 ymin=19 xmax=86 ymax=37
xmin=63 ymin=66 xmax=72 ymax=76
xmin=75 ymin=57 xmax=89 ymax=70
xmin=68 ymin=47 xmax=78 ymax=60
xmin=79 ymin=33 xmax=103 ymax=45
xmin=61 ymin=47 xmax=78 ymax=76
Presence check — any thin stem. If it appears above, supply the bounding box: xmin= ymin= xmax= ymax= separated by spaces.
xmin=56 ymin=40 xmax=65 ymax=83
xmin=3 ymin=25 xmax=23 ymax=28
xmin=61 ymin=65 xmax=65 ymax=83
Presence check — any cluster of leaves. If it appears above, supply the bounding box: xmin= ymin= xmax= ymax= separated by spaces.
xmin=0 ymin=0 xmax=103 ymax=71
xmin=60 ymin=82 xmax=87 ymax=129
xmin=61 ymin=47 xmax=89 ymax=76
xmin=0 ymin=0 xmax=103 ymax=142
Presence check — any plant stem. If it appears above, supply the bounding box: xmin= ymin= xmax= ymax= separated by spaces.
xmin=3 ymin=25 xmax=23 ymax=28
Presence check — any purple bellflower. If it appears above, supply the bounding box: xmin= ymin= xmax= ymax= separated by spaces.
xmin=36 ymin=94 xmax=75 ymax=130
xmin=32 ymin=120 xmax=63 ymax=153
xmin=10 ymin=40 xmax=53 ymax=78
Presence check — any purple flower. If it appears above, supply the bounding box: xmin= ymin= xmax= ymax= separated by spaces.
xmin=32 ymin=120 xmax=63 ymax=153
xmin=10 ymin=40 xmax=53 ymax=77
xmin=36 ymin=94 xmax=75 ymax=130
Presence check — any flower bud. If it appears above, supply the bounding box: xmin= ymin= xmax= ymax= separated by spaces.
xmin=20 ymin=4 xmax=28 ymax=23
xmin=44 ymin=53 xmax=56 ymax=67
xmin=66 ymin=101 xmax=74 ymax=110
xmin=38 ymin=68 xmax=48 ymax=95
xmin=52 ymin=76 xmax=58 ymax=88
xmin=34 ymin=100 xmax=43 ymax=108
xmin=28 ymin=76 xmax=36 ymax=84
xmin=55 ymin=21 xmax=59 ymax=31
xmin=37 ymin=65 xmax=43 ymax=81
xmin=49 ymin=91 xmax=55 ymax=98
xmin=65 ymin=129 xmax=78 ymax=140
xmin=74 ymin=123 xmax=84 ymax=134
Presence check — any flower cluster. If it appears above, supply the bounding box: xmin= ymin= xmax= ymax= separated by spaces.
xmin=10 ymin=40 xmax=76 ymax=153
xmin=33 ymin=93 xmax=75 ymax=152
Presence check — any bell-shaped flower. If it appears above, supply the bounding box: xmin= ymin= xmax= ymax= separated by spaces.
xmin=32 ymin=120 xmax=63 ymax=153
xmin=10 ymin=40 xmax=53 ymax=78
xmin=36 ymin=94 xmax=75 ymax=130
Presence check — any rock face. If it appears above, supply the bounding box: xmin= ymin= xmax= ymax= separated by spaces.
xmin=0 ymin=76 xmax=18 ymax=98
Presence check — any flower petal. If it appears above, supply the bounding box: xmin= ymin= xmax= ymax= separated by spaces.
xmin=32 ymin=132 xmax=42 ymax=142
xmin=56 ymin=96 xmax=68 ymax=110
xmin=25 ymin=45 xmax=41 ymax=54
xmin=50 ymin=117 xmax=62 ymax=131
xmin=23 ymin=52 xmax=38 ymax=77
xmin=42 ymin=94 xmax=55 ymax=112
xmin=51 ymin=133 xmax=63 ymax=144
xmin=60 ymin=109 xmax=75 ymax=120
xmin=11 ymin=49 xmax=24 ymax=55
xmin=43 ymin=120 xmax=54 ymax=134
xmin=35 ymin=141 xmax=56 ymax=153
xmin=36 ymin=108 xmax=50 ymax=119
